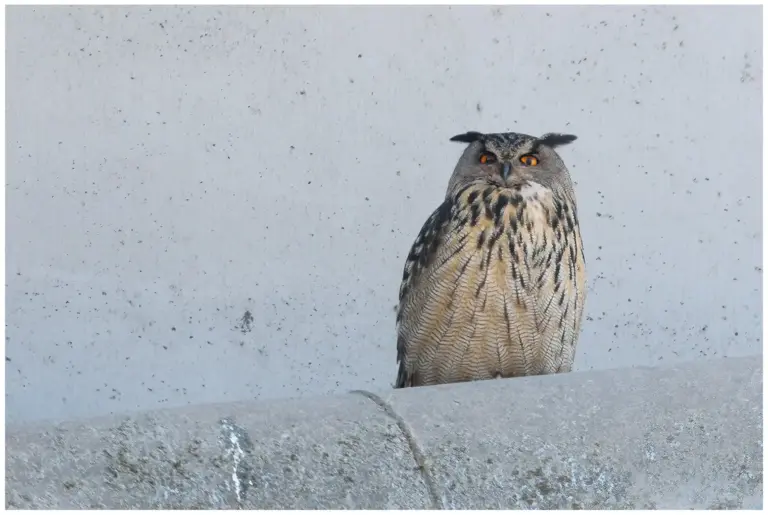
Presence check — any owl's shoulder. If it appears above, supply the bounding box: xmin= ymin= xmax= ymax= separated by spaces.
xmin=397 ymin=197 xmax=456 ymax=302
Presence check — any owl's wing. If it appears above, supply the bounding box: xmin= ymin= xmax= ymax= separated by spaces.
xmin=395 ymin=200 xmax=454 ymax=388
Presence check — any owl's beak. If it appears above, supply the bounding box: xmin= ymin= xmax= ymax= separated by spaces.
xmin=501 ymin=162 xmax=512 ymax=180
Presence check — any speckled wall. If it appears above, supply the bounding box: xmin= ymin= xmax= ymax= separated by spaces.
xmin=6 ymin=6 xmax=762 ymax=424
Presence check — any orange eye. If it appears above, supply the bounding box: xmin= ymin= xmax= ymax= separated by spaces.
xmin=479 ymin=152 xmax=497 ymax=164
xmin=520 ymin=154 xmax=539 ymax=166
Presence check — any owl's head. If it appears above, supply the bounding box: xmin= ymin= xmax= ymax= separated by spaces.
xmin=445 ymin=130 xmax=577 ymax=198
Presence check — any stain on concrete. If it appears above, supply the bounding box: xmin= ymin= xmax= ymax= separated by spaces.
xmin=219 ymin=417 xmax=255 ymax=503
xmin=740 ymin=52 xmax=756 ymax=83
xmin=236 ymin=310 xmax=254 ymax=334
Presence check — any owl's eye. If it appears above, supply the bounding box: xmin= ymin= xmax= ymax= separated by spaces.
xmin=479 ymin=152 xmax=497 ymax=164
xmin=520 ymin=154 xmax=539 ymax=166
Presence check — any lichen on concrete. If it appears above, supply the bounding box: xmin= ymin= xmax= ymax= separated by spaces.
xmin=100 ymin=418 xmax=232 ymax=509
xmin=431 ymin=438 xmax=638 ymax=509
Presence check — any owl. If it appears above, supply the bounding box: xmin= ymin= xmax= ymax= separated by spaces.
xmin=395 ymin=130 xmax=586 ymax=388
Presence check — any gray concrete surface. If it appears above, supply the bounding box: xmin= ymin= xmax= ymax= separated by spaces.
xmin=5 ymin=5 xmax=763 ymax=424
xmin=6 ymin=356 xmax=763 ymax=509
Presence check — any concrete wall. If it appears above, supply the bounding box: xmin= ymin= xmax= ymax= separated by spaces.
xmin=6 ymin=5 xmax=762 ymax=424
xmin=5 ymin=356 xmax=763 ymax=509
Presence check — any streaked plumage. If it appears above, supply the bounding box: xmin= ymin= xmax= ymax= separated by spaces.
xmin=395 ymin=130 xmax=586 ymax=388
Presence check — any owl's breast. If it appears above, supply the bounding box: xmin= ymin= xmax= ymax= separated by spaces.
xmin=448 ymin=181 xmax=585 ymax=298
xmin=453 ymin=182 xmax=563 ymax=247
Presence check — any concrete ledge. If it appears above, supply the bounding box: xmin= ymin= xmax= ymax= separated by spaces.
xmin=6 ymin=356 xmax=763 ymax=509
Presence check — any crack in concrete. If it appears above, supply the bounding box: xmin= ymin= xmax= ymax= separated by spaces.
xmin=351 ymin=389 xmax=444 ymax=509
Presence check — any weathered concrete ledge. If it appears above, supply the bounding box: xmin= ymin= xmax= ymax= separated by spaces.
xmin=6 ymin=356 xmax=763 ymax=509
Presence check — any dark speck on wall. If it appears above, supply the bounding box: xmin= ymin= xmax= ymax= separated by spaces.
xmin=238 ymin=310 xmax=254 ymax=334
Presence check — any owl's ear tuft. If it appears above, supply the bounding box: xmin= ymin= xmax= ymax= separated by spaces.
xmin=537 ymin=133 xmax=577 ymax=148
xmin=450 ymin=131 xmax=485 ymax=143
